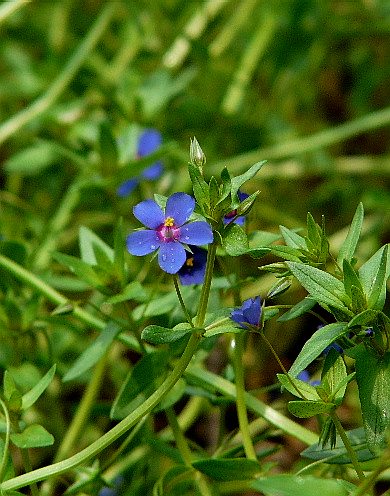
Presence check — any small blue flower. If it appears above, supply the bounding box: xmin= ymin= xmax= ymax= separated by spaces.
xmin=297 ymin=370 xmax=321 ymax=386
xmin=178 ymin=246 xmax=207 ymax=285
xmin=223 ymin=191 xmax=250 ymax=226
xmin=126 ymin=192 xmax=213 ymax=274
xmin=231 ymin=296 xmax=262 ymax=329
xmin=117 ymin=129 xmax=163 ymax=197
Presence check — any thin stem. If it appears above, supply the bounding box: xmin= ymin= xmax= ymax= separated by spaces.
xmin=259 ymin=331 xmax=307 ymax=400
xmin=165 ymin=407 xmax=192 ymax=466
xmin=195 ymin=243 xmax=217 ymax=328
xmin=0 ymin=399 xmax=10 ymax=483
xmin=173 ymin=276 xmax=194 ymax=327
xmin=0 ymin=3 xmax=117 ymax=145
xmin=231 ymin=334 xmax=257 ymax=460
xmin=0 ymin=333 xmax=201 ymax=492
xmin=330 ymin=411 xmax=365 ymax=482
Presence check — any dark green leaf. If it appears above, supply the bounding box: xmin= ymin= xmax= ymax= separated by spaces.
xmin=188 ymin=162 xmax=209 ymax=215
xmin=193 ymin=458 xmax=260 ymax=481
xmin=321 ymin=349 xmax=347 ymax=405
xmin=10 ymin=424 xmax=54 ymax=448
xmin=277 ymin=298 xmax=316 ymax=322
xmin=287 ymin=262 xmax=351 ymax=314
xmin=63 ymin=322 xmax=121 ymax=382
xmin=337 ymin=202 xmax=364 ymax=266
xmin=289 ymin=322 xmax=348 ymax=378
xmin=359 ymin=244 xmax=390 ymax=311
xmin=348 ymin=309 xmax=380 ymax=328
xmin=355 ymin=348 xmax=390 ymax=454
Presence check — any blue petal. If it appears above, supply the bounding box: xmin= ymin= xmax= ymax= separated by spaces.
xmin=126 ymin=230 xmax=160 ymax=256
xmin=242 ymin=297 xmax=261 ymax=326
xmin=158 ymin=242 xmax=186 ymax=274
xmin=297 ymin=370 xmax=310 ymax=383
xmin=141 ymin=161 xmax=163 ymax=180
xmin=133 ymin=199 xmax=164 ymax=229
xmin=117 ymin=178 xmax=138 ymax=197
xmin=231 ymin=309 xmax=245 ymax=327
xmin=165 ymin=193 xmax=195 ymax=226
xmin=179 ymin=221 xmax=213 ymax=245
xmin=137 ymin=129 xmax=162 ymax=157
xmin=178 ymin=247 xmax=207 ymax=285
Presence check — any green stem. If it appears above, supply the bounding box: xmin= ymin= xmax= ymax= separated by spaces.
xmin=0 ymin=2 xmax=117 ymax=145
xmin=0 ymin=333 xmax=201 ymax=492
xmin=0 ymin=399 xmax=10 ymax=483
xmin=165 ymin=407 xmax=193 ymax=466
xmin=231 ymin=334 xmax=257 ymax=460
xmin=330 ymin=411 xmax=365 ymax=482
xmin=209 ymin=105 xmax=390 ymax=174
xmin=186 ymin=366 xmax=318 ymax=446
xmin=195 ymin=242 xmax=217 ymax=328
xmin=174 ymin=275 xmax=194 ymax=327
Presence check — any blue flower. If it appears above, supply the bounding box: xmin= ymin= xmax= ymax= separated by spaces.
xmin=297 ymin=370 xmax=321 ymax=386
xmin=231 ymin=296 xmax=262 ymax=329
xmin=223 ymin=191 xmax=250 ymax=226
xmin=178 ymin=246 xmax=207 ymax=285
xmin=126 ymin=192 xmax=213 ymax=274
xmin=117 ymin=129 xmax=163 ymax=197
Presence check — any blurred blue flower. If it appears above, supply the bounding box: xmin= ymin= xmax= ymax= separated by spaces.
xmin=126 ymin=192 xmax=213 ymax=274
xmin=231 ymin=296 xmax=262 ymax=329
xmin=323 ymin=342 xmax=343 ymax=355
xmin=297 ymin=369 xmax=321 ymax=386
xmin=117 ymin=129 xmax=163 ymax=197
xmin=178 ymin=246 xmax=207 ymax=285
xmin=99 ymin=475 xmax=124 ymax=496
xmin=223 ymin=191 xmax=250 ymax=226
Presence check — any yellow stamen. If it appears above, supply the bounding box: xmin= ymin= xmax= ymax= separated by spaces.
xmin=164 ymin=216 xmax=175 ymax=227
xmin=186 ymin=257 xmax=194 ymax=267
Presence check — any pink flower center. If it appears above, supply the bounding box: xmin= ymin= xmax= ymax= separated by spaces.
xmin=157 ymin=217 xmax=180 ymax=242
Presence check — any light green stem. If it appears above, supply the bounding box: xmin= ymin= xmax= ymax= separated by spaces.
xmin=165 ymin=407 xmax=193 ymax=466
xmin=174 ymin=275 xmax=194 ymax=327
xmin=330 ymin=412 xmax=365 ymax=482
xmin=186 ymin=366 xmax=318 ymax=446
xmin=0 ymin=399 xmax=10 ymax=483
xmin=0 ymin=333 xmax=201 ymax=492
xmin=0 ymin=2 xmax=116 ymax=145
xmin=209 ymin=106 xmax=390 ymax=174
xmin=0 ymin=0 xmax=31 ymax=25
xmin=231 ymin=334 xmax=257 ymax=460
xmin=195 ymin=242 xmax=217 ymax=328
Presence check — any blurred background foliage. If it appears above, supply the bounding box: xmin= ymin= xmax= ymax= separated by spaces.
xmin=0 ymin=1 xmax=390 ymax=492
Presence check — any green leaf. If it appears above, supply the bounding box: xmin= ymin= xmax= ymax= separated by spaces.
xmin=4 ymin=142 xmax=59 ymax=175
xmin=22 ymin=365 xmax=56 ymax=411
xmin=141 ymin=323 xmax=193 ymax=345
xmin=230 ymin=160 xmax=266 ymax=200
xmin=337 ymin=202 xmax=364 ymax=266
xmin=289 ymin=322 xmax=348 ymax=378
xmin=321 ymin=349 xmax=347 ymax=405
xmin=99 ymin=121 xmax=118 ymax=171
xmin=79 ymin=226 xmax=114 ymax=265
xmin=348 ymin=309 xmax=380 ymax=328
xmin=359 ymin=244 xmax=389 ymax=310
xmin=105 ymin=281 xmax=148 ymax=304
xmin=251 ymin=475 xmax=353 ymax=496
xmin=188 ymin=163 xmax=210 ymax=215
xmin=53 ymin=252 xmax=103 ymax=287
xmin=302 ymin=427 xmax=376 ymax=464
xmin=288 ymin=400 xmax=335 ymax=418
xmin=10 ymin=424 xmax=54 ymax=448
xmin=277 ymin=374 xmax=319 ymax=401
xmin=111 ymin=350 xmax=169 ymax=419
xmin=221 ymin=223 xmax=249 ymax=256
xmin=279 ymin=225 xmax=306 ymax=249
xmin=277 ymin=298 xmax=316 ymax=322
xmin=266 ymin=245 xmax=303 ymax=262
xmin=342 ymin=259 xmax=364 ymax=299
xmin=155 ymin=378 xmax=186 ymax=412
xmin=355 ymin=348 xmax=390 ymax=454
xmin=287 ymin=262 xmax=351 ymax=314
xmin=63 ymin=322 xmax=121 ymax=382
xmin=192 ymin=458 xmax=260 ymax=481
xmin=3 ymin=371 xmax=18 ymax=401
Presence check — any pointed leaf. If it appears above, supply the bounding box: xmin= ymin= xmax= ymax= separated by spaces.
xmin=22 ymin=365 xmax=56 ymax=410
xmin=230 ymin=161 xmax=266 ymax=200
xmin=222 ymin=223 xmax=249 ymax=256
xmin=277 ymin=298 xmax=316 ymax=322
xmin=337 ymin=203 xmax=364 ymax=266
xmin=10 ymin=424 xmax=54 ymax=448
xmin=63 ymin=322 xmax=121 ymax=382
xmin=141 ymin=323 xmax=193 ymax=344
xmin=79 ymin=226 xmax=114 ymax=265
xmin=288 ymin=400 xmax=335 ymax=418
xmin=279 ymin=225 xmax=306 ymax=249
xmin=289 ymin=322 xmax=348 ymax=378
xmin=277 ymin=374 xmax=319 ymax=401
xmin=252 ymin=475 xmax=354 ymax=496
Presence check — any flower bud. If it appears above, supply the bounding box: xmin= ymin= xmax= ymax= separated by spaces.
xmin=190 ymin=137 xmax=206 ymax=171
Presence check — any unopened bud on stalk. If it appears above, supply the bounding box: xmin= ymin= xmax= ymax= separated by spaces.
xmin=190 ymin=137 xmax=206 ymax=172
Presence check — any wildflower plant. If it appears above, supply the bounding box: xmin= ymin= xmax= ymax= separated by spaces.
xmin=1 ymin=133 xmax=390 ymax=496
